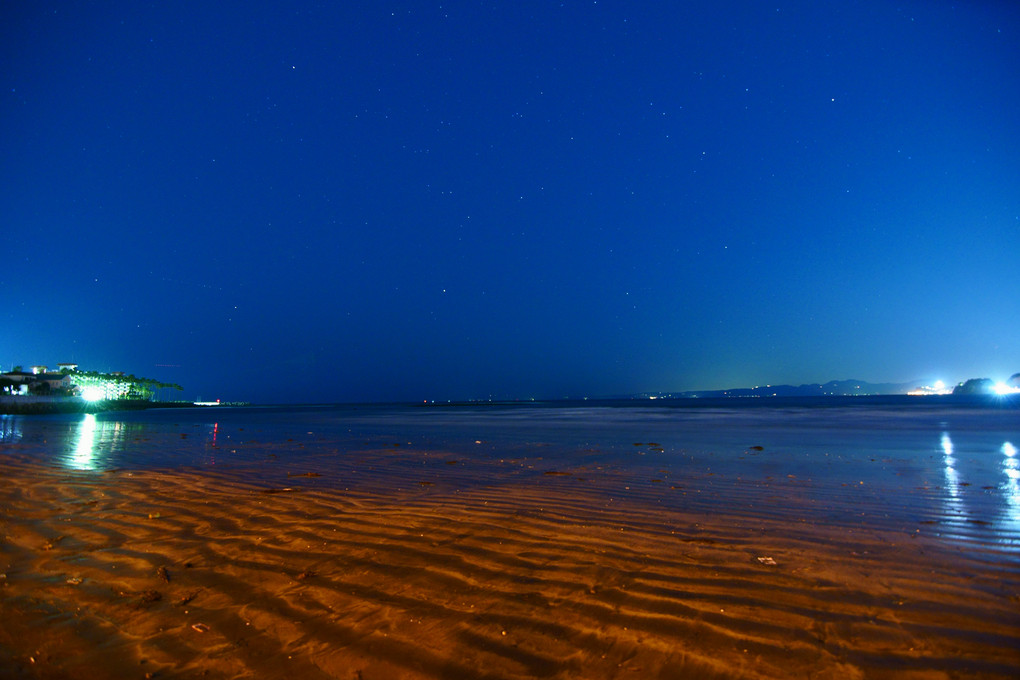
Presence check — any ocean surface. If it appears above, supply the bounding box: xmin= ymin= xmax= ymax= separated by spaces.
xmin=2 ymin=398 xmax=1018 ymax=558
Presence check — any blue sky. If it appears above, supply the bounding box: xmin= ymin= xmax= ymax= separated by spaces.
xmin=2 ymin=1 xmax=1018 ymax=403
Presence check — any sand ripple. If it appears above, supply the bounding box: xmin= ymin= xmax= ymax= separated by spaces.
xmin=1 ymin=453 xmax=1018 ymax=679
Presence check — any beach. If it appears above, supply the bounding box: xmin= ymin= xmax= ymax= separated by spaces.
xmin=1 ymin=404 xmax=1019 ymax=678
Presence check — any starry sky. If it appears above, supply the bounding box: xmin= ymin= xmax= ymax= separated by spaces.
xmin=2 ymin=1 xmax=1018 ymax=404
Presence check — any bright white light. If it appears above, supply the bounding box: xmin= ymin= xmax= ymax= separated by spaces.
xmin=934 ymin=380 xmax=945 ymax=391
xmin=81 ymin=386 xmax=105 ymax=402
xmin=941 ymin=432 xmax=953 ymax=457
xmin=993 ymin=382 xmax=1020 ymax=395
xmin=941 ymin=432 xmax=959 ymax=501
xmin=71 ymin=414 xmax=97 ymax=470
xmin=1003 ymin=443 xmax=1019 ymax=525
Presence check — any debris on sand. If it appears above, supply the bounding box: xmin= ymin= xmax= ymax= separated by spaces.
xmin=174 ymin=590 xmax=200 ymax=606
xmin=42 ymin=536 xmax=66 ymax=550
xmin=134 ymin=590 xmax=162 ymax=607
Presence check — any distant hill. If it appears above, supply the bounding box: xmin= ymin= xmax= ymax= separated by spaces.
xmin=649 ymin=379 xmax=919 ymax=399
xmin=952 ymin=378 xmax=996 ymax=395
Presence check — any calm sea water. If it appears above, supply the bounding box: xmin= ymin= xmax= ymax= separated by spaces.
xmin=2 ymin=398 xmax=1018 ymax=555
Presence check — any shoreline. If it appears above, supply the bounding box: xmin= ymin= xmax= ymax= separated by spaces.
xmin=0 ymin=398 xmax=230 ymax=416
xmin=5 ymin=392 xmax=1015 ymax=417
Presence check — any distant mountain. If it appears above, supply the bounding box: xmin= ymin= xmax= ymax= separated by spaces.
xmin=649 ymin=379 xmax=920 ymax=399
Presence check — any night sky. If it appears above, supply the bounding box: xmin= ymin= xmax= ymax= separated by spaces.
xmin=3 ymin=1 xmax=1018 ymax=404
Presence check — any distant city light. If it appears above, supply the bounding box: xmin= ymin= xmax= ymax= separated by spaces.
xmin=907 ymin=380 xmax=953 ymax=396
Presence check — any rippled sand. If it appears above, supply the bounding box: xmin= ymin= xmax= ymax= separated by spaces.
xmin=1 ymin=450 xmax=1018 ymax=680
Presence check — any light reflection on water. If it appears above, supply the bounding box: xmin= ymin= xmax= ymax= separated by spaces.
xmin=2 ymin=405 xmax=1017 ymax=555
xmin=1003 ymin=441 xmax=1019 ymax=534
xmin=941 ymin=432 xmax=959 ymax=500
xmin=70 ymin=414 xmax=98 ymax=470
xmin=65 ymin=415 xmax=131 ymax=471
xmin=0 ymin=415 xmax=22 ymax=443
xmin=60 ymin=415 xmax=220 ymax=471
xmin=938 ymin=432 xmax=968 ymax=541
xmin=936 ymin=431 xmax=1020 ymax=549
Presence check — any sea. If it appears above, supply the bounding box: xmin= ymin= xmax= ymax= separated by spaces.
xmin=2 ymin=396 xmax=1018 ymax=559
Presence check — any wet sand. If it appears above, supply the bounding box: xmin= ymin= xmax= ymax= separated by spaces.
xmin=1 ymin=451 xmax=1018 ymax=680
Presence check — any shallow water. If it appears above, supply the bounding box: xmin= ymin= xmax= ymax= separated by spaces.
xmin=2 ymin=401 xmax=1018 ymax=556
